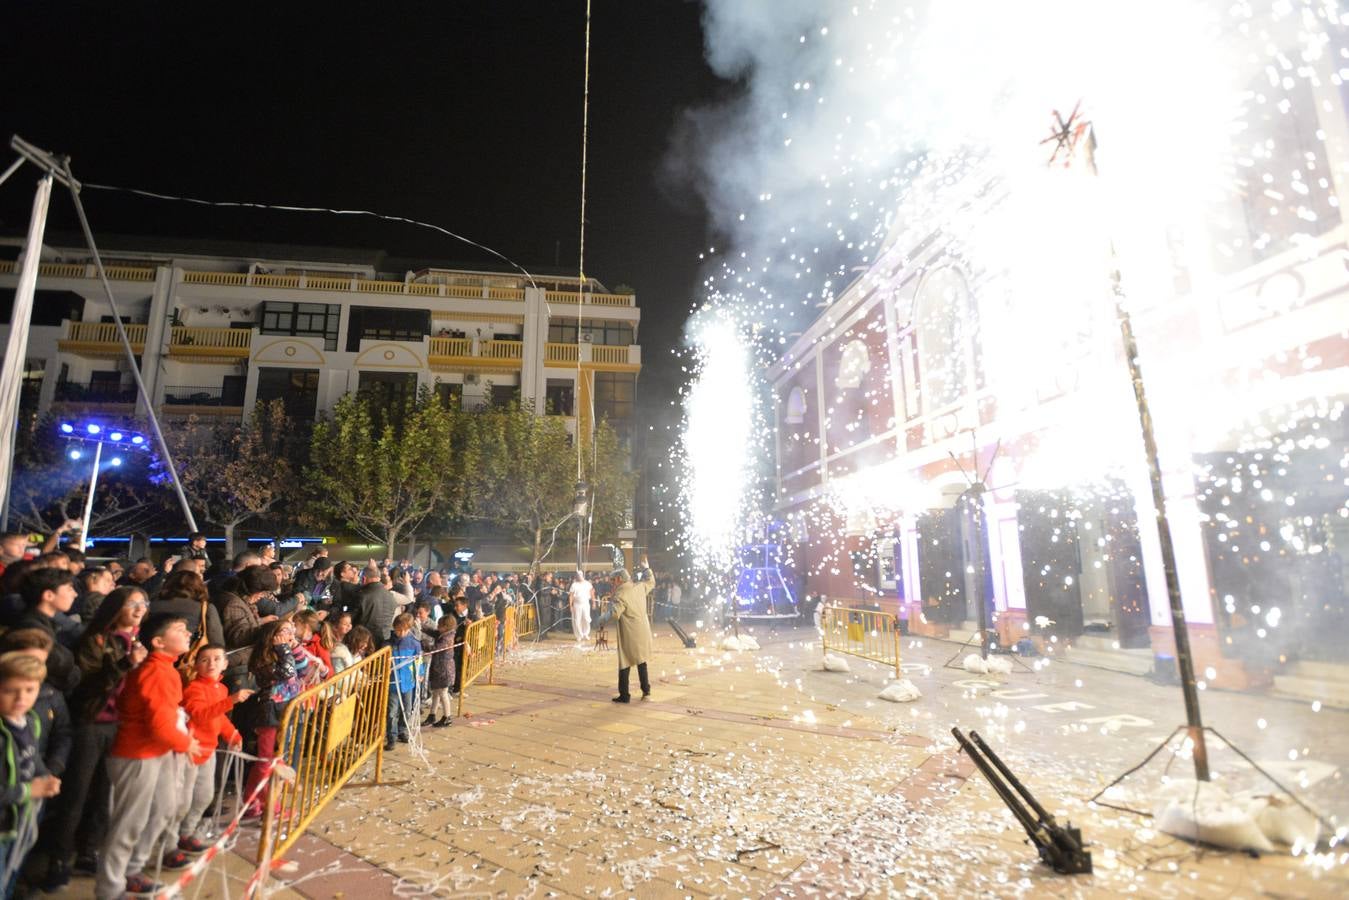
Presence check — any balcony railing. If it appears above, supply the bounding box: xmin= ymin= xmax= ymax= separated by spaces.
xmin=168 ymin=326 xmax=252 ymax=358
xmin=53 ymin=379 xmax=137 ymax=405
xmin=590 ymin=345 xmax=634 ymax=365
xmin=179 ymin=270 xmax=545 ymax=303
xmin=58 ymin=321 xmax=147 ymax=355
xmin=0 ymin=261 xmax=155 ymax=281
xmin=545 ymin=290 xmax=635 ymax=308
xmin=545 ymin=342 xmax=579 ymax=364
xmin=163 ymin=385 xmax=246 ymax=408
xmin=481 ymin=339 xmax=523 ymax=360
xmin=428 ymin=336 xmax=472 ymax=357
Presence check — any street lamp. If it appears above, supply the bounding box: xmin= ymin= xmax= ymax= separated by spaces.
xmin=56 ymin=419 xmax=151 ymax=551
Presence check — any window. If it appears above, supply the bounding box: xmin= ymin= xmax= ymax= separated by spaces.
xmin=346 ymin=307 xmax=430 ymax=351
xmin=19 ymin=359 xmax=43 ymax=411
xmin=256 ymin=368 xmax=319 ymax=419
xmin=548 ymin=320 xmax=578 ymax=344
xmin=593 ymin=372 xmax=634 ymax=441
xmin=434 ymin=381 xmax=462 ymax=410
xmin=548 ymin=318 xmax=633 ymax=346
xmin=357 ymin=371 xmax=418 ymax=408
xmin=545 ymin=379 xmax=574 ymax=415
xmin=489 ymin=383 xmax=520 ymax=407
xmin=914 ymin=266 xmax=976 ymax=412
xmin=260 ymin=302 xmax=341 ymax=350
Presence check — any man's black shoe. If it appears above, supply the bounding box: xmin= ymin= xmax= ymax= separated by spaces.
xmin=41 ymin=859 xmax=72 ymax=892
xmin=612 ymin=695 xmax=630 ymax=703
xmin=640 ymin=692 xmax=652 ymax=701
xmin=72 ymin=854 xmax=98 ymax=876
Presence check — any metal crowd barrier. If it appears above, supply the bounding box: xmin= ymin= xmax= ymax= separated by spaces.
xmin=821 ymin=605 xmax=902 ymax=677
xmin=502 ymin=606 xmax=518 ymax=650
xmin=516 ymin=601 xmax=539 ymax=640
xmin=457 ymin=614 xmax=497 ymax=717
xmin=259 ymin=646 xmax=393 ymax=863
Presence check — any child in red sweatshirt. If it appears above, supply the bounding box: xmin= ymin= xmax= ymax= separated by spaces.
xmin=95 ymin=614 xmax=202 ymax=900
xmin=177 ymin=645 xmax=252 ymax=852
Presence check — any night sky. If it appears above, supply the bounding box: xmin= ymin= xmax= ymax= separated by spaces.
xmin=0 ymin=1 xmax=731 ymax=420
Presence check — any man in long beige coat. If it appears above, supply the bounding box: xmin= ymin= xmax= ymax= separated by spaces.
xmin=600 ymin=555 xmax=655 ymax=703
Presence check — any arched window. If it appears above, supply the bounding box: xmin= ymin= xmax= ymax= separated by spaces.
xmin=914 ymin=265 xmax=975 ymax=412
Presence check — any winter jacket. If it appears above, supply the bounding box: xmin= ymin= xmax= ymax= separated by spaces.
xmin=250 ymin=643 xmax=312 ymax=729
xmin=218 ymin=592 xmax=264 ymax=665
xmin=601 ymin=567 xmax=655 ymax=670
xmin=182 ymin=676 xmax=241 ymax=765
xmin=69 ymin=630 xmax=135 ymax=724
xmin=301 ymin=633 xmax=332 ymax=679
xmin=427 ymin=631 xmax=455 ymax=690
xmin=149 ymin=595 xmax=224 ymax=647
xmin=34 ymin=683 xmax=72 ymax=776
xmin=0 ymin=709 xmax=47 ymax=836
xmin=109 ymin=651 xmax=193 ymax=760
xmin=355 ymin=584 xmax=406 ymax=646
xmin=389 ymin=633 xmax=421 ymax=695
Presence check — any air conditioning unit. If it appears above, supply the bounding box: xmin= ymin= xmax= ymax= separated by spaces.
xmin=464 ymin=373 xmax=480 ymax=385
xmin=579 ymin=331 xmax=594 ymax=343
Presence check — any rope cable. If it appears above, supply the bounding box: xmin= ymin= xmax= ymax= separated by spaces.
xmin=81 ymin=181 xmax=539 ymax=289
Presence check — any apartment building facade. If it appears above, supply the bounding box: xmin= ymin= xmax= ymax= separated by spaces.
xmin=0 ymin=239 xmax=641 ymax=443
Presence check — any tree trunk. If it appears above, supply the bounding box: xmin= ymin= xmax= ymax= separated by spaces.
xmin=385 ymin=527 xmax=398 ymax=561
xmin=224 ymin=521 xmax=237 ymax=560
xmin=532 ymin=525 xmax=544 ymax=574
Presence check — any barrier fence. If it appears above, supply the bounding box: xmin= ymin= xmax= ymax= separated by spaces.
xmin=821 ymin=605 xmax=902 ymax=678
xmin=457 ymin=614 xmax=497 ymax=717
xmin=517 ymin=601 xmax=538 ymax=640
xmin=259 ymin=646 xmax=393 ymax=863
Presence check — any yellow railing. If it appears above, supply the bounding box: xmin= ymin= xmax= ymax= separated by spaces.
xmin=182 ymin=271 xmax=247 ymax=286
xmin=0 ymin=261 xmax=154 ymax=280
xmin=62 ymin=321 xmax=147 ymax=346
xmin=428 ymin=336 xmax=472 ymax=358
xmin=546 ymin=290 xmax=634 ymax=308
xmin=260 ymin=646 xmax=393 ymax=863
xmin=821 ymin=605 xmax=901 ymax=678
xmin=169 ymin=326 xmax=252 ymax=354
xmin=502 ymin=606 xmax=517 ymax=652
xmin=481 ymin=339 xmax=523 ymax=360
xmin=457 ymin=614 xmax=497 ymax=717
xmin=591 ymin=345 xmax=631 ymax=365
xmin=545 ymin=342 xmax=579 ymax=364
xmin=517 ymin=602 xmax=538 ymax=640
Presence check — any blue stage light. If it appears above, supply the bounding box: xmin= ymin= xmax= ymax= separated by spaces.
xmin=110 ymin=457 xmax=123 ymax=467
xmin=60 ymin=423 xmax=74 ymax=434
xmin=131 ymin=435 xmax=144 ymax=445
xmin=86 ymin=423 xmax=101 ymax=435
xmin=109 ymin=431 xmax=124 ymax=442
xmin=69 ymin=449 xmax=82 ymax=461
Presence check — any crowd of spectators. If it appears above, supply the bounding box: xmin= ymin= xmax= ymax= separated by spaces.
xmin=0 ymin=528 xmax=686 ymax=897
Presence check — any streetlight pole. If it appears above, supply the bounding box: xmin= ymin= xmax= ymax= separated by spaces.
xmin=77 ymin=441 xmax=103 ymax=552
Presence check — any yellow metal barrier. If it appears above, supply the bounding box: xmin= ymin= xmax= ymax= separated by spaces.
xmin=457 ymin=614 xmax=497 ymax=716
xmin=517 ymin=602 xmax=538 ymax=640
xmin=259 ymin=646 xmax=393 ymax=862
xmin=821 ymin=605 xmax=901 ymax=678
xmin=502 ymin=606 xmax=517 ymax=651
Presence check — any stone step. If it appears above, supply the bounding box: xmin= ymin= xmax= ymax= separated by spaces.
xmin=1271 ymin=674 xmax=1349 ymax=710
xmin=1056 ymin=645 xmax=1156 ymax=677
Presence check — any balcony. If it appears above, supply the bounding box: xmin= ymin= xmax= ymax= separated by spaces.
xmin=181 ymin=269 xmax=531 ymax=302
xmin=161 ymin=384 xmax=245 ymax=417
xmin=57 ymin=321 xmax=147 ymax=358
xmin=544 ymin=289 xmax=635 ymax=308
xmin=428 ymin=336 xmax=523 ymax=372
xmin=51 ymin=378 xmax=137 ymax=414
xmin=167 ymin=326 xmax=252 ymax=360
xmin=0 ymin=261 xmax=155 ymax=282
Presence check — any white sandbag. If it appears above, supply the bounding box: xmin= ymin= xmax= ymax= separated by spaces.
xmin=720 ymin=636 xmax=745 ymax=651
xmin=823 ymin=653 xmax=852 ymax=672
xmin=1243 ymin=794 xmax=1321 ymax=847
xmin=738 ymin=635 xmax=760 ymax=650
xmin=963 ymin=653 xmax=1013 ymax=675
xmin=1153 ymin=780 xmax=1275 ymax=852
xmin=879 ymin=678 xmax=922 ymax=702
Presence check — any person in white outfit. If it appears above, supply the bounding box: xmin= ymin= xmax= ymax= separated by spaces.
xmin=569 ymin=571 xmax=594 ymax=641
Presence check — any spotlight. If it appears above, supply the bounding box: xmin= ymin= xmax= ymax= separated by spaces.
xmin=110 ymin=457 xmax=123 ymax=467
xmin=86 ymin=424 xmax=101 ymax=435
xmin=131 ymin=435 xmax=144 ymax=445
xmin=109 ymin=431 xmax=124 ymax=442
xmin=60 ymin=423 xmax=74 ymax=434
xmin=69 ymin=449 xmax=82 ymax=461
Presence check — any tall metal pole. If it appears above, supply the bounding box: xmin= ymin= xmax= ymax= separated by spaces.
xmin=78 ymin=441 xmax=103 ymax=552
xmin=0 ymin=173 xmax=53 ymax=529
xmin=1071 ymin=122 xmax=1210 ymax=780
xmin=60 ymin=160 xmax=199 ymax=533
